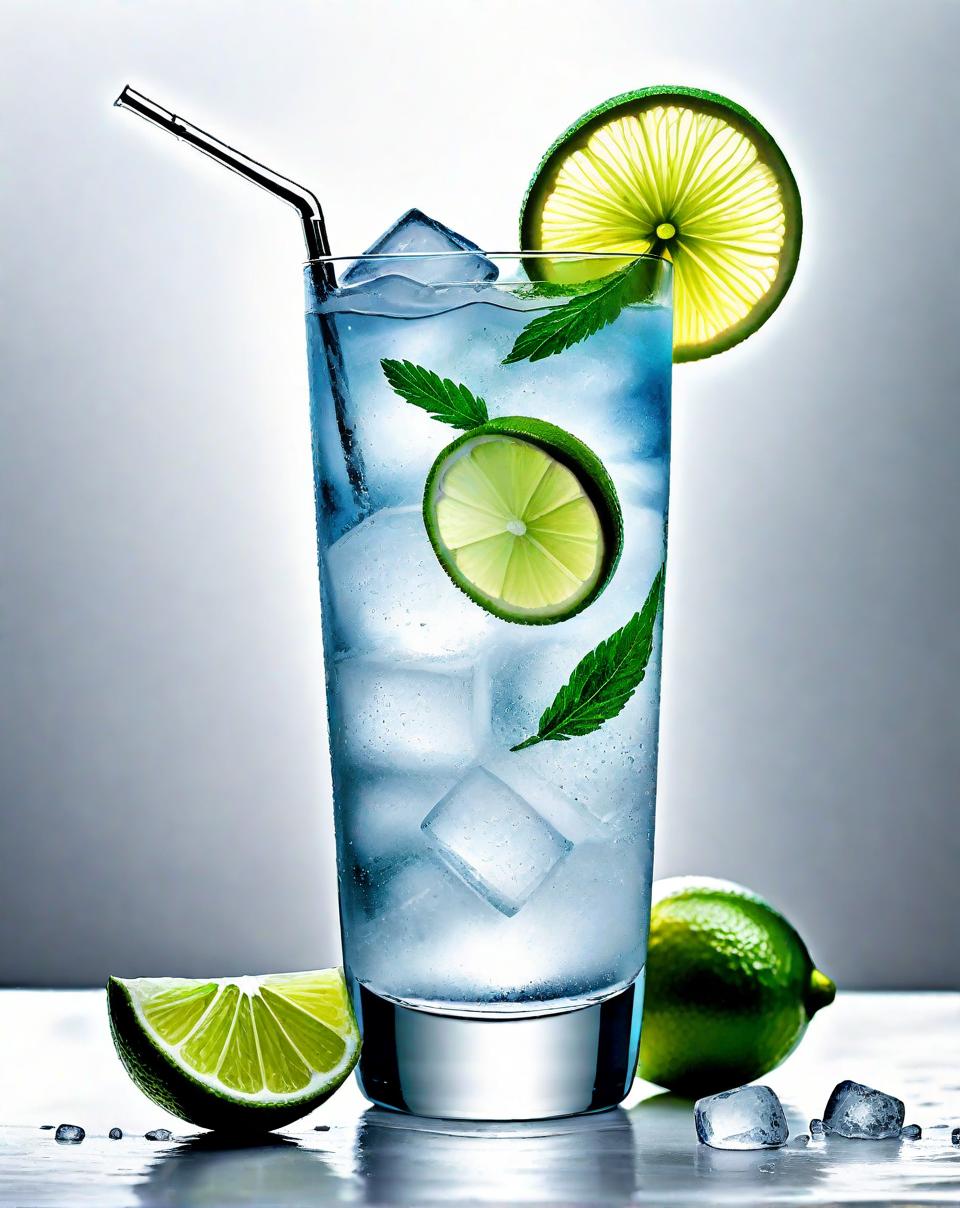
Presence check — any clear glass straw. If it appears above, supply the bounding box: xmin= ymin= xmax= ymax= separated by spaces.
xmin=114 ymin=86 xmax=335 ymax=286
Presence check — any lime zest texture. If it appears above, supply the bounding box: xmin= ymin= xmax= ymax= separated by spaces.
xmin=638 ymin=877 xmax=835 ymax=1096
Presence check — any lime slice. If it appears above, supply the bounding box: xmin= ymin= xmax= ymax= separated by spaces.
xmin=108 ymin=969 xmax=360 ymax=1132
xmin=423 ymin=416 xmax=622 ymax=624
xmin=521 ymin=86 xmax=802 ymax=361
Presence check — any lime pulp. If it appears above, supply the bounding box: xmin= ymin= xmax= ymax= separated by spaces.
xmin=108 ymin=969 xmax=360 ymax=1131
xmin=521 ymin=85 xmax=802 ymax=361
xmin=423 ymin=417 xmax=622 ymax=624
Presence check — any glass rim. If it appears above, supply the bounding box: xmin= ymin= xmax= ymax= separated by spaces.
xmin=304 ymin=249 xmax=669 ymax=267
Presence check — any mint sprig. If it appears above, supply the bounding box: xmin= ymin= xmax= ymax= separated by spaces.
xmin=511 ymin=565 xmax=664 ymax=751
xmin=381 ymin=359 xmax=488 ymax=430
xmin=503 ymin=259 xmax=655 ymax=365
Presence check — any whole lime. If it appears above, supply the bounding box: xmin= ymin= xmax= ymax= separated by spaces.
xmin=638 ymin=877 xmax=835 ymax=1096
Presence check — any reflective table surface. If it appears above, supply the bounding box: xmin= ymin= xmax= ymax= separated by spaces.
xmin=1 ymin=990 xmax=958 ymax=1205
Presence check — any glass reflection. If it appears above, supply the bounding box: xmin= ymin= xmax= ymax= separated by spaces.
xmin=355 ymin=1106 xmax=637 ymax=1204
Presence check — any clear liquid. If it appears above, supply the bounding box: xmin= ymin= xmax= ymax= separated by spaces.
xmin=307 ymin=280 xmax=671 ymax=1013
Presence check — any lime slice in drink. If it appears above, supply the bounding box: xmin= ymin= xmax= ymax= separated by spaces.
xmin=108 ymin=969 xmax=360 ymax=1132
xmin=423 ymin=416 xmax=622 ymax=624
xmin=521 ymin=86 xmax=802 ymax=361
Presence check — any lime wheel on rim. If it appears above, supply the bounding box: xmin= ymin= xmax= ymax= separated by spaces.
xmin=521 ymin=86 xmax=802 ymax=361
xmin=423 ymin=417 xmax=622 ymax=624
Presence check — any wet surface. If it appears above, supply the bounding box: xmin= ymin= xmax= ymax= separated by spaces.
xmin=1 ymin=990 xmax=958 ymax=1205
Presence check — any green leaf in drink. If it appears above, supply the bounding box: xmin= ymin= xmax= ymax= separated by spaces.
xmin=511 ymin=564 xmax=663 ymax=749
xmin=381 ymin=358 xmax=488 ymax=430
xmin=502 ymin=261 xmax=652 ymax=365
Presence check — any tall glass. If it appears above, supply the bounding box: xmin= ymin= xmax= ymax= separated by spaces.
xmin=305 ymin=252 xmax=672 ymax=1119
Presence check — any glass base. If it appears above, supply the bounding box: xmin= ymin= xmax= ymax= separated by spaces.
xmin=351 ymin=973 xmax=644 ymax=1121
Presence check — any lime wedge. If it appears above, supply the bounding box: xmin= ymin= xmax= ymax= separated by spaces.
xmin=424 ymin=416 xmax=622 ymax=623
xmin=108 ymin=969 xmax=360 ymax=1132
xmin=521 ymin=86 xmax=802 ymax=361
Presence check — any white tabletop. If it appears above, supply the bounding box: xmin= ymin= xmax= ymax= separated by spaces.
xmin=1 ymin=989 xmax=958 ymax=1205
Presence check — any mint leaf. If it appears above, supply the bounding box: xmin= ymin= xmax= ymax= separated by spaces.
xmin=381 ymin=359 xmax=488 ymax=430
xmin=503 ymin=259 xmax=656 ymax=365
xmin=513 ymin=279 xmax=604 ymax=299
xmin=511 ymin=565 xmax=664 ymax=751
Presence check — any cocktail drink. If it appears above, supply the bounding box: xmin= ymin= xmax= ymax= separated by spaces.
xmin=306 ymin=224 xmax=672 ymax=1118
xmin=111 ymin=86 xmax=803 ymax=1130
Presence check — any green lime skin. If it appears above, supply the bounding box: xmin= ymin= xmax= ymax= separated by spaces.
xmin=107 ymin=978 xmax=356 ymax=1132
xmin=637 ymin=877 xmax=836 ymax=1097
xmin=423 ymin=416 xmax=624 ymax=625
xmin=520 ymin=85 xmax=803 ymax=362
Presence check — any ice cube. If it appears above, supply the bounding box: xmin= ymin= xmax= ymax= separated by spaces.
xmin=340 ymin=772 xmax=457 ymax=869
xmin=952 ymin=1127 xmax=960 ymax=1145
xmin=347 ymin=854 xmax=486 ymax=996
xmin=341 ymin=208 xmax=499 ymax=286
xmin=54 ymin=1124 xmax=85 ymax=1144
xmin=482 ymin=756 xmax=605 ymax=847
xmin=333 ymin=655 xmax=489 ymax=774
xmin=324 ymin=507 xmax=495 ymax=658
xmin=809 ymin=1118 xmax=825 ymax=1135
xmin=421 ymin=766 xmax=573 ymax=916
xmin=612 ymin=455 xmax=669 ymax=511
xmin=900 ymin=1124 xmax=922 ymax=1139
xmin=145 ymin=1128 xmax=173 ymax=1141
xmin=109 ymin=1127 xmax=123 ymax=1139
xmin=452 ymin=302 xmax=671 ymax=466
xmin=694 ymin=1085 xmax=789 ymax=1150
xmin=822 ymin=1080 xmax=905 ymax=1139
xmin=792 ymin=1134 xmax=810 ymax=1146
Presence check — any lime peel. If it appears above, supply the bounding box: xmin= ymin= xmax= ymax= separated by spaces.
xmin=638 ymin=877 xmax=835 ymax=1096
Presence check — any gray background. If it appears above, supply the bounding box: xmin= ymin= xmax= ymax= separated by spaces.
xmin=2 ymin=0 xmax=958 ymax=989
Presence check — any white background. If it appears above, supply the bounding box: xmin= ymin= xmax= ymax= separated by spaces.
xmin=2 ymin=0 xmax=958 ymax=987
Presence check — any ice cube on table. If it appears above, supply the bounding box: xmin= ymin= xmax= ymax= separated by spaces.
xmin=341 ymin=208 xmax=499 ymax=286
xmin=333 ymin=655 xmax=489 ymax=774
xmin=54 ymin=1124 xmax=85 ymax=1144
xmin=145 ymin=1128 xmax=173 ymax=1141
xmin=421 ymin=766 xmax=573 ymax=917
xmin=822 ymin=1079 xmax=905 ymax=1139
xmin=900 ymin=1124 xmax=922 ymax=1139
xmin=324 ymin=507 xmax=495 ymax=658
xmin=694 ymin=1085 xmax=789 ymax=1150
xmin=108 ymin=1127 xmax=123 ymax=1140
xmin=809 ymin=1118 xmax=825 ymax=1135
xmin=952 ymin=1126 xmax=960 ymax=1145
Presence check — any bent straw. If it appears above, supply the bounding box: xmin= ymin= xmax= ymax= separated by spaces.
xmin=115 ymin=86 xmax=335 ymax=286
